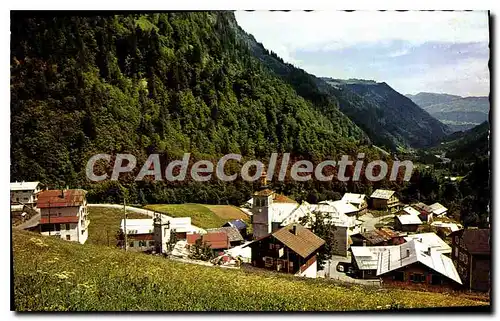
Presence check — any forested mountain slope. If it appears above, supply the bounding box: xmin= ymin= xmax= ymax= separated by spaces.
xmin=11 ymin=12 xmax=380 ymax=204
xmin=322 ymin=79 xmax=451 ymax=150
xmin=407 ymin=92 xmax=490 ymax=132
xmin=235 ymin=28 xmax=449 ymax=151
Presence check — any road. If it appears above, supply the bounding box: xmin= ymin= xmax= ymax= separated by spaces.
xmin=88 ymin=203 xmax=206 ymax=233
xmin=360 ymin=213 xmax=395 ymax=232
xmin=13 ymin=212 xmax=41 ymax=230
xmin=317 ymin=254 xmax=381 ymax=286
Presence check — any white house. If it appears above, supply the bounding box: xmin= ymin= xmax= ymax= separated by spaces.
xmin=429 ymin=202 xmax=448 ymax=217
xmin=10 ymin=181 xmax=41 ymax=206
xmin=403 ymin=232 xmax=452 ymax=255
xmin=37 ymin=189 xmax=89 ymax=244
xmin=341 ymin=193 xmax=368 ymax=215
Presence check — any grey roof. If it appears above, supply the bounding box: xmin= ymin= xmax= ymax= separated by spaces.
xmin=207 ymin=226 xmax=244 ymax=243
xmin=370 ymin=189 xmax=395 ymax=200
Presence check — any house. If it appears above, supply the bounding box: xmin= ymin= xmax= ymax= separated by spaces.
xmin=120 ymin=218 xmax=155 ymax=251
xmin=399 ymin=206 xmax=421 ymax=217
xmin=370 ymin=189 xmax=401 ymax=213
xmin=187 ymin=231 xmax=230 ymax=253
xmin=350 ymin=227 xmax=404 ymax=247
xmin=429 ymin=202 xmax=448 ymax=217
xmin=37 ymin=189 xmax=89 ymax=244
xmin=413 ymin=202 xmax=434 ymax=223
xmin=394 ymin=214 xmax=422 ymax=232
xmin=309 ymin=200 xmax=363 ymax=234
xmin=449 ymin=228 xmax=490 ymax=292
xmin=376 ymin=239 xmax=462 ymax=288
xmin=207 ymin=226 xmax=244 ymax=247
xmin=223 ymin=219 xmax=248 ymax=239
xmin=350 ymin=245 xmax=395 ymax=279
xmin=431 ymin=221 xmax=462 ymax=237
xmin=341 ymin=193 xmax=368 ymax=215
xmin=403 ymin=232 xmax=452 ymax=256
xmin=244 ymin=223 xmax=325 ymax=278
xmin=10 ymin=181 xmax=41 ymax=206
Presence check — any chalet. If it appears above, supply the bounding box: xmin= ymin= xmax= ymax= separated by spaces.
xmin=350 ymin=227 xmax=404 ymax=247
xmin=10 ymin=181 xmax=41 ymax=207
xmin=244 ymin=223 xmax=325 ymax=278
xmin=351 ymin=240 xmax=462 ymax=289
xmin=119 ymin=216 xmax=195 ymax=253
xmin=309 ymin=200 xmax=363 ymax=234
xmin=394 ymin=214 xmax=422 ymax=232
xmin=37 ymin=189 xmax=89 ymax=244
xmin=223 ymin=219 xmax=248 ymax=239
xmin=341 ymin=193 xmax=368 ymax=215
xmin=429 ymin=202 xmax=448 ymax=217
xmin=187 ymin=231 xmax=230 ymax=253
xmin=413 ymin=202 xmax=434 ymax=223
xmin=120 ymin=218 xmax=155 ymax=251
xmin=377 ymin=240 xmax=462 ymax=289
xmin=403 ymin=232 xmax=451 ymax=256
xmin=370 ymin=189 xmax=401 ymax=213
xmin=449 ymin=229 xmax=490 ymax=292
xmin=207 ymin=226 xmax=244 ymax=247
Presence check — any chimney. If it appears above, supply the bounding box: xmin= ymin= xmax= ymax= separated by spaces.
xmin=406 ymin=249 xmax=410 ymax=257
xmin=60 ymin=189 xmax=65 ymax=198
xmin=362 ymin=240 xmax=367 ymax=247
xmin=292 ymin=224 xmax=298 ymax=235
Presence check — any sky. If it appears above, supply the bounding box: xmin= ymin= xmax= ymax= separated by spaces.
xmin=235 ymin=11 xmax=490 ymax=97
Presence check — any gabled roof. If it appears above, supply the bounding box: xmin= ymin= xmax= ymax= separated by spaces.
xmin=187 ymin=232 xmax=229 ymax=249
xmin=271 ymin=224 xmax=325 ymax=258
xmin=37 ymin=189 xmax=87 ymax=208
xmin=207 ymin=226 xmax=244 ymax=243
xmin=355 ymin=228 xmax=400 ymax=244
xmin=429 ymin=203 xmax=448 ymax=215
xmin=376 ymin=240 xmax=462 ymax=284
xmin=403 ymin=232 xmax=451 ymax=254
xmin=452 ymin=229 xmax=490 ymax=255
xmin=396 ymin=214 xmax=422 ymax=225
xmin=120 ymin=219 xmax=154 ymax=235
xmin=280 ymin=202 xmax=313 ymax=227
xmin=402 ymin=206 xmax=420 ymax=216
xmin=370 ymin=189 xmax=395 ymax=200
xmin=413 ymin=202 xmax=433 ymax=213
xmin=10 ymin=181 xmax=40 ymax=191
xmin=341 ymin=193 xmax=366 ymax=204
xmin=351 ymin=245 xmax=396 ymax=270
xmin=224 ymin=219 xmax=248 ymax=230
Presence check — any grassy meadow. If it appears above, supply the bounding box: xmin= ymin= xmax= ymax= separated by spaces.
xmin=143 ymin=203 xmax=249 ymax=229
xmin=87 ymin=207 xmax=150 ymax=247
xmin=12 ymin=230 xmax=489 ymax=311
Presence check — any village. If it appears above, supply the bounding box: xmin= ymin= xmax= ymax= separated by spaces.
xmin=10 ymin=174 xmax=490 ymax=294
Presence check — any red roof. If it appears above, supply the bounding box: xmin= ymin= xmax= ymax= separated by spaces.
xmin=187 ymin=232 xmax=229 ymax=249
xmin=37 ymin=189 xmax=86 ymax=208
xmin=40 ymin=216 xmax=79 ymax=224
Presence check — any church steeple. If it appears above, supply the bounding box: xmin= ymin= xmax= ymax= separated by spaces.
xmin=259 ymin=170 xmax=268 ymax=190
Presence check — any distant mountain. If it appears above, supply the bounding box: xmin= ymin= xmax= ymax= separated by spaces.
xmin=406 ymin=93 xmax=490 ymax=132
xmin=235 ymin=28 xmax=450 ymax=151
xmin=321 ymin=78 xmax=451 ymax=150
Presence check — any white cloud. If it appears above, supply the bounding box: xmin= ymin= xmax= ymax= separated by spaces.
xmin=235 ymin=10 xmax=490 ymax=96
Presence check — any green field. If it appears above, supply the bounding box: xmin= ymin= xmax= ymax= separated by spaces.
xmin=87 ymin=207 xmax=150 ymax=247
xmin=143 ymin=203 xmax=249 ymax=229
xmin=12 ymin=230 xmax=488 ymax=311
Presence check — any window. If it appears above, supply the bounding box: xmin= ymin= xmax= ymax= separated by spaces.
xmin=393 ymin=271 xmax=405 ymax=282
xmin=66 ymin=235 xmax=71 ymax=241
xmin=54 ymin=224 xmax=61 ymax=232
xmin=454 ymin=247 xmax=458 ymax=257
xmin=269 ymin=243 xmax=274 ymax=250
xmin=454 ymin=236 xmax=459 ymax=244
xmin=129 ymin=242 xmax=134 ymax=248
xmin=264 ymin=257 xmax=273 ymax=268
xmin=65 ymin=223 xmax=70 ymax=230
xmin=149 ymin=241 xmax=155 ymax=247
xmin=139 ymin=240 xmax=146 ymax=247
xmin=410 ymin=273 xmax=425 ymax=283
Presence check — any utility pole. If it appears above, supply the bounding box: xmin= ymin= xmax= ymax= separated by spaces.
xmin=123 ymin=198 xmax=128 ymax=251
xmin=48 ymin=200 xmax=51 ymax=236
